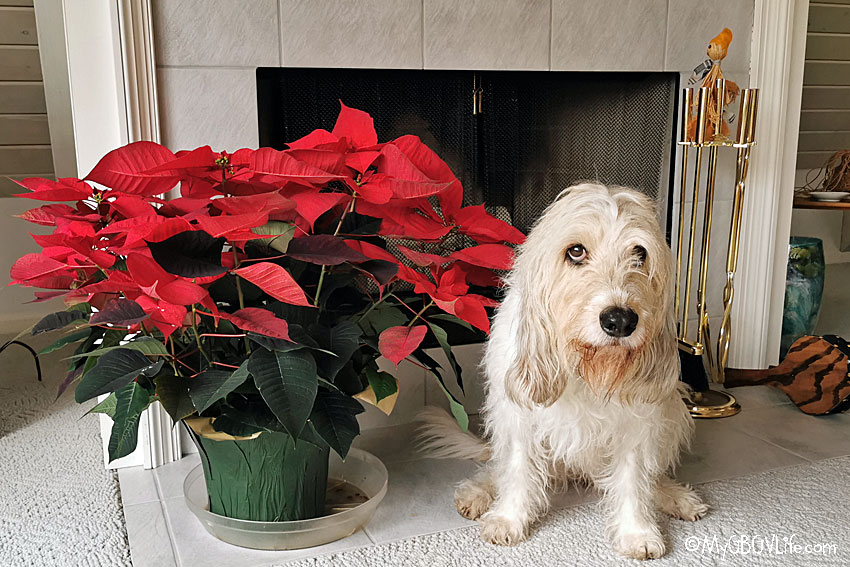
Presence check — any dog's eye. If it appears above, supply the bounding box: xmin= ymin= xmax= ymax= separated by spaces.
xmin=566 ymin=244 xmax=588 ymax=264
xmin=633 ymin=246 xmax=647 ymax=267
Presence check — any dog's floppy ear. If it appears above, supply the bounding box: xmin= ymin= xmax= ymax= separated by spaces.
xmin=504 ymin=259 xmax=567 ymax=408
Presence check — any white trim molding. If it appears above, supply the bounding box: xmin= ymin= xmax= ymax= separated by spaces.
xmin=116 ymin=0 xmax=181 ymax=469
xmin=731 ymin=0 xmax=809 ymax=368
xmin=58 ymin=0 xmax=178 ymax=468
xmin=117 ymin=0 xmax=161 ymax=144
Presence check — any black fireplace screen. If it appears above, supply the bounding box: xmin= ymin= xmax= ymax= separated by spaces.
xmin=257 ymin=68 xmax=677 ymax=236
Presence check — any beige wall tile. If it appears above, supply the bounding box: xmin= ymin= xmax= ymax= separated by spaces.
xmin=152 ymin=0 xmax=279 ymax=67
xmin=424 ymin=0 xmax=549 ymax=70
xmin=551 ymin=0 xmax=667 ymax=71
xmin=280 ymin=0 xmax=422 ymax=68
xmin=157 ymin=67 xmax=259 ymax=152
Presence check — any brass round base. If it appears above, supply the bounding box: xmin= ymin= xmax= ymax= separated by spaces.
xmin=684 ymin=389 xmax=741 ymax=419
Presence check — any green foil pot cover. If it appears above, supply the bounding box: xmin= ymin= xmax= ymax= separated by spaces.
xmin=186 ymin=419 xmax=330 ymax=522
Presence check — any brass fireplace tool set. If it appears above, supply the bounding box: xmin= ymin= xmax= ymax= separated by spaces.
xmin=674 ymin=75 xmax=760 ymax=418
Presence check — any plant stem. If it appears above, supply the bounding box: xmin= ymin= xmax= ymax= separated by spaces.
xmin=190 ymin=305 xmax=211 ymax=366
xmin=388 ymin=293 xmax=420 ymax=316
xmin=167 ymin=336 xmax=179 ymax=375
xmin=315 ymin=194 xmax=357 ymax=308
xmin=407 ymin=300 xmax=434 ymax=327
xmin=313 ymin=267 xmax=327 ymax=307
xmin=357 ymin=293 xmax=390 ymax=323
xmin=230 ymin=247 xmax=251 ymax=354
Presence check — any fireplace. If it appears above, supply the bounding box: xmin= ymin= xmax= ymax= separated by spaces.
xmin=257 ymin=68 xmax=678 ymax=237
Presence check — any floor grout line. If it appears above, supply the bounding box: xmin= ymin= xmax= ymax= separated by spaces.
xmin=158 ymin=499 xmax=183 ymax=567
xmin=720 ymin=406 xmax=849 ymax=463
xmin=726 ymin=428 xmax=815 ymax=462
xmin=151 ymin=467 xmax=166 ymax=501
xmin=362 ymin=525 xmax=379 ymax=545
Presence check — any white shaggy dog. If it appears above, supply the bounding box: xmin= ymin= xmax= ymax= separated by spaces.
xmin=419 ymin=184 xmax=707 ymax=560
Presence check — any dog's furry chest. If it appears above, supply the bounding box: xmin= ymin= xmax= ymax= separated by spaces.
xmin=528 ymin=386 xmax=684 ymax=479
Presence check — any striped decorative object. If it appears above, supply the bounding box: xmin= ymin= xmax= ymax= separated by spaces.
xmin=725 ymin=335 xmax=850 ymax=415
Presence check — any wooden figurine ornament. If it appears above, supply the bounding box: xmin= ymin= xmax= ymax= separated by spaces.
xmin=687 ymin=28 xmax=740 ymax=141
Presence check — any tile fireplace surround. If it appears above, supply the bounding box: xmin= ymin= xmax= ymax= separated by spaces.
xmin=122 ymin=1 xmax=757 ymax=563
xmin=151 ymin=0 xmax=755 ymax=428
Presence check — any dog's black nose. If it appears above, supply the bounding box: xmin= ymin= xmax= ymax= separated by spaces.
xmin=599 ymin=307 xmax=638 ymax=337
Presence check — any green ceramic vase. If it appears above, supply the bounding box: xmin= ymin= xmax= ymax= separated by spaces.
xmin=188 ymin=427 xmax=329 ymax=522
xmin=780 ymin=237 xmax=825 ymax=358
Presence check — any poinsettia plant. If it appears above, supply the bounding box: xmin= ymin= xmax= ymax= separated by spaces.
xmin=10 ymin=103 xmax=524 ymax=463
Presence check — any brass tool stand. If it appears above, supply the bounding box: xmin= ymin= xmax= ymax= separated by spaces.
xmin=675 ymin=81 xmax=759 ymax=418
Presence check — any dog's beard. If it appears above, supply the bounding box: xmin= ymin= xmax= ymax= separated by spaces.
xmin=571 ymin=340 xmax=639 ymax=398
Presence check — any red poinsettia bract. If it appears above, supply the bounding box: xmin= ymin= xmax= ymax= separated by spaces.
xmin=11 ymin=102 xmax=523 ymax=380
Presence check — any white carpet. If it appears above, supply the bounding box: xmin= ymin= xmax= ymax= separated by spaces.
xmin=3 ymin=331 xmax=850 ymax=567
xmin=0 ymin=333 xmax=131 ymax=567
xmin=287 ymin=456 xmax=850 ymax=567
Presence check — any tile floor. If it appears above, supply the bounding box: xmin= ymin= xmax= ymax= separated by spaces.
xmin=121 ymin=386 xmax=850 ymax=567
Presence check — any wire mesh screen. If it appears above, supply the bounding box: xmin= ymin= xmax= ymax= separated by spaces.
xmin=257 ymin=68 xmax=677 ymax=235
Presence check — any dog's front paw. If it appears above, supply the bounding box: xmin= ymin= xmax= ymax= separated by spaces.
xmin=455 ymin=480 xmax=492 ymax=520
xmin=614 ymin=531 xmax=666 ymax=560
xmin=479 ymin=513 xmax=527 ymax=546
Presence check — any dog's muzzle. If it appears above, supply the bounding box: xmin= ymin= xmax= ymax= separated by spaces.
xmin=599 ymin=307 xmax=639 ymax=338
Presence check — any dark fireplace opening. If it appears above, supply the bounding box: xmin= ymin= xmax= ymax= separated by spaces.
xmin=256 ymin=68 xmax=678 ymax=346
xmin=257 ymin=68 xmax=678 ymax=237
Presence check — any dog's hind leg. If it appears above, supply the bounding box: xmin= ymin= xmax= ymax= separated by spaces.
xmin=655 ymin=475 xmax=709 ymax=521
xmin=455 ymin=468 xmax=494 ymax=520
xmin=478 ymin=410 xmax=548 ymax=546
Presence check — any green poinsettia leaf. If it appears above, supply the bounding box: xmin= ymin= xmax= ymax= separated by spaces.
xmin=428 ymin=313 xmax=475 ymax=332
xmin=359 ymin=304 xmax=407 ymax=336
xmin=188 ymin=361 xmax=250 ymax=414
xmin=39 ymin=328 xmax=92 ymax=355
xmin=248 ymin=349 xmax=317 ymax=439
xmin=299 ymin=420 xmax=330 ymax=451
xmin=67 ymin=336 xmax=169 ymax=360
xmin=364 ymin=366 xmax=398 ymax=404
xmin=427 ymin=322 xmax=464 ymax=393
xmin=212 ymin=406 xmax=275 ymax=437
xmin=266 ymin=302 xmax=320 ymax=329
xmin=427 ymin=370 xmax=469 ymax=432
xmin=313 ymin=321 xmax=362 ymax=381
xmin=250 ymin=221 xmax=296 ymax=254
xmin=108 ymin=381 xmax=155 ymax=462
xmin=86 ymin=392 xmax=117 ymax=418
xmin=154 ymin=375 xmax=195 ymax=422
xmin=309 ymin=388 xmax=363 ymax=459
xmin=75 ymin=348 xmax=164 ymax=403
xmin=32 ymin=309 xmax=87 ymax=335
